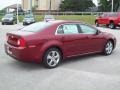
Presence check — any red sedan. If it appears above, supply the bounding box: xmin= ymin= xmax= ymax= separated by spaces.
xmin=5 ymin=20 xmax=116 ymax=68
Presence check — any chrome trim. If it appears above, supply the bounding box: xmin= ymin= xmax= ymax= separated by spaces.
xmin=67 ymin=51 xmax=101 ymax=58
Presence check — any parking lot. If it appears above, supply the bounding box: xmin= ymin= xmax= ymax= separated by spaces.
xmin=0 ymin=23 xmax=120 ymax=90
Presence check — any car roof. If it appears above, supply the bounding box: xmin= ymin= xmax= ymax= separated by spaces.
xmin=45 ymin=20 xmax=83 ymax=24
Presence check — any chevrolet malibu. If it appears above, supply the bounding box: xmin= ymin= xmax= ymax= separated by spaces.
xmin=5 ymin=20 xmax=116 ymax=68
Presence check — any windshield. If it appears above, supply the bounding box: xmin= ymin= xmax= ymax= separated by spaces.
xmin=4 ymin=14 xmax=13 ymax=18
xmin=25 ymin=15 xmax=33 ymax=18
xmin=44 ymin=15 xmax=54 ymax=19
xmin=21 ymin=22 xmax=52 ymax=32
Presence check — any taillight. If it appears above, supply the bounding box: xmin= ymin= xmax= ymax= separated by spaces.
xmin=17 ymin=38 xmax=26 ymax=47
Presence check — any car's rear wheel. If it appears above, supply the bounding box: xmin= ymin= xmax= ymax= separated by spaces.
xmin=103 ymin=41 xmax=114 ymax=55
xmin=43 ymin=48 xmax=62 ymax=69
xmin=95 ymin=21 xmax=99 ymax=27
xmin=109 ymin=22 xmax=115 ymax=29
xmin=106 ymin=24 xmax=109 ymax=27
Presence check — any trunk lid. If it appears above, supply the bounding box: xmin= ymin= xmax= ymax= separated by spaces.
xmin=7 ymin=30 xmax=34 ymax=47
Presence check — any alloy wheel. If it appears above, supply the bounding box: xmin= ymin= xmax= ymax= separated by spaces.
xmin=105 ymin=41 xmax=113 ymax=55
xmin=43 ymin=48 xmax=62 ymax=68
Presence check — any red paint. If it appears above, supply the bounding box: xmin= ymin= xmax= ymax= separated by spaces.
xmin=96 ymin=12 xmax=120 ymax=26
xmin=5 ymin=21 xmax=116 ymax=63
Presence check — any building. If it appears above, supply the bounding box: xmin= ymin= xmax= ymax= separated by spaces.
xmin=22 ymin=0 xmax=62 ymax=11
xmin=4 ymin=4 xmax=22 ymax=13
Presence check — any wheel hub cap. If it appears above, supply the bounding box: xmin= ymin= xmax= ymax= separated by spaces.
xmin=105 ymin=42 xmax=113 ymax=54
xmin=47 ymin=51 xmax=60 ymax=67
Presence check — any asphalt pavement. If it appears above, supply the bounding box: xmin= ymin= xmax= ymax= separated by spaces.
xmin=0 ymin=23 xmax=120 ymax=90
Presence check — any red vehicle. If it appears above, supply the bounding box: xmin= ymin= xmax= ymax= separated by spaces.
xmin=95 ymin=12 xmax=120 ymax=29
xmin=5 ymin=20 xmax=116 ymax=68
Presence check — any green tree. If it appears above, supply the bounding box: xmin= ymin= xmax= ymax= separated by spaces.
xmin=60 ymin=0 xmax=95 ymax=11
xmin=0 ymin=9 xmax=6 ymax=15
xmin=114 ymin=0 xmax=120 ymax=11
xmin=98 ymin=0 xmax=120 ymax=12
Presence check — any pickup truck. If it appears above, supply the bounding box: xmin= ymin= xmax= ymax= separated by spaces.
xmin=95 ymin=12 xmax=120 ymax=29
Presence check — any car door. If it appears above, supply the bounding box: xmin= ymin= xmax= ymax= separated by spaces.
xmin=79 ymin=24 xmax=105 ymax=53
xmin=56 ymin=24 xmax=88 ymax=57
xmin=99 ymin=13 xmax=108 ymax=24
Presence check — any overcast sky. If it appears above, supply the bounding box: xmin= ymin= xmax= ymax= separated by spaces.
xmin=0 ymin=0 xmax=21 ymax=10
xmin=0 ymin=0 xmax=98 ymax=10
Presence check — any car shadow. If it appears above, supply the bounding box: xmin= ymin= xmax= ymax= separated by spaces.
xmin=7 ymin=52 xmax=116 ymax=70
xmin=61 ymin=53 xmax=104 ymax=66
xmin=7 ymin=59 xmax=44 ymax=70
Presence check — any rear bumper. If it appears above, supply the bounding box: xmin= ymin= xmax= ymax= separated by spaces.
xmin=5 ymin=43 xmax=42 ymax=63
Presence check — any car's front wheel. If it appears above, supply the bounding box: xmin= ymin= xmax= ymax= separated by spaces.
xmin=103 ymin=41 xmax=114 ymax=55
xmin=43 ymin=48 xmax=62 ymax=69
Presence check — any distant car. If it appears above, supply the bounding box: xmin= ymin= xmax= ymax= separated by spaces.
xmin=95 ymin=12 xmax=120 ymax=29
xmin=23 ymin=14 xmax=35 ymax=25
xmin=2 ymin=14 xmax=17 ymax=25
xmin=44 ymin=15 xmax=55 ymax=22
xmin=5 ymin=20 xmax=116 ymax=68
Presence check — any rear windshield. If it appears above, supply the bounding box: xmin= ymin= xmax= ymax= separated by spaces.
xmin=21 ymin=22 xmax=52 ymax=32
xmin=25 ymin=15 xmax=33 ymax=18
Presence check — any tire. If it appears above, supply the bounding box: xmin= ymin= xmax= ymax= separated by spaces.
xmin=109 ymin=22 xmax=115 ymax=29
xmin=95 ymin=21 xmax=99 ymax=27
xmin=12 ymin=21 xmax=15 ymax=25
xmin=43 ymin=48 xmax=62 ymax=69
xmin=103 ymin=41 xmax=114 ymax=55
xmin=2 ymin=22 xmax=4 ymax=25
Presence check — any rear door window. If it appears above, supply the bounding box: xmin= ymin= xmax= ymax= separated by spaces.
xmin=57 ymin=24 xmax=79 ymax=34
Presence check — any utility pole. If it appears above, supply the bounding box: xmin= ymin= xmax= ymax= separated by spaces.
xmin=17 ymin=0 xmax=19 ymax=24
xmin=111 ymin=0 xmax=113 ymax=12
xmin=49 ymin=0 xmax=52 ymax=14
xmin=107 ymin=0 xmax=114 ymax=12
xmin=30 ymin=0 xmax=32 ymax=14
